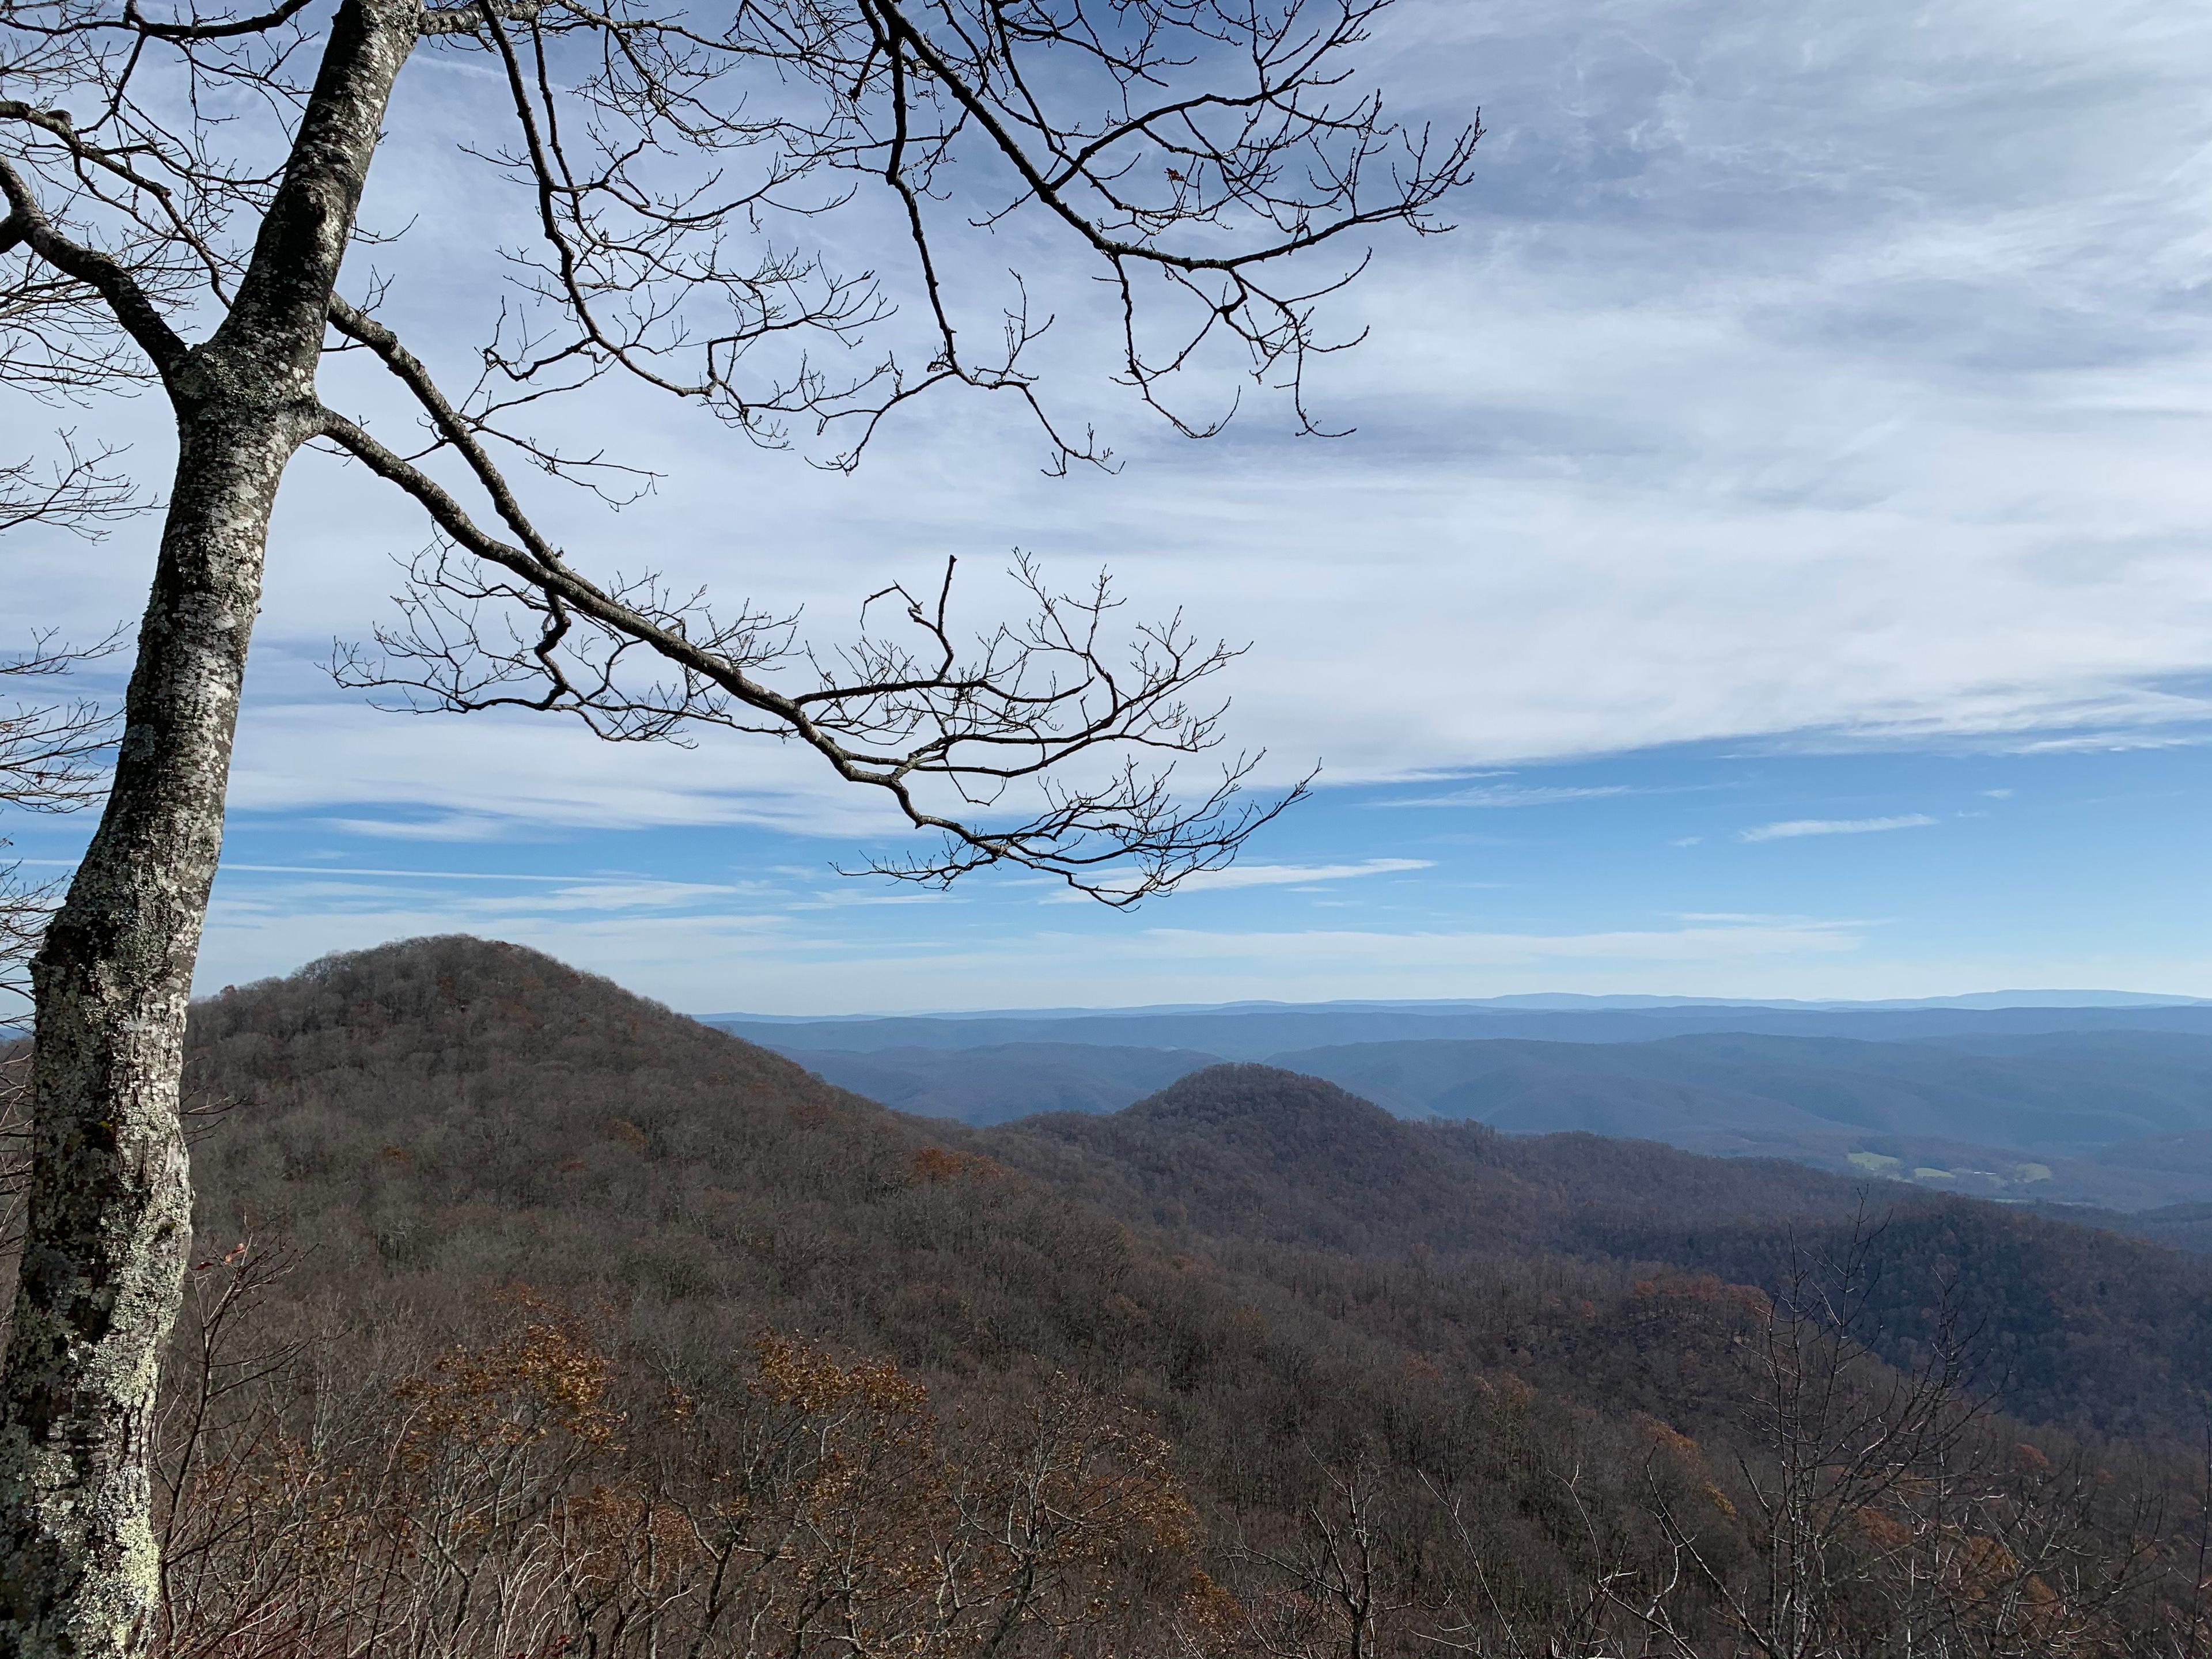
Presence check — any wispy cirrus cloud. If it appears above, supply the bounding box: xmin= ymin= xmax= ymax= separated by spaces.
xmin=1135 ymin=917 xmax=1870 ymax=969
xmin=218 ymin=862 xmax=582 ymax=883
xmin=1041 ymin=857 xmax=1434 ymax=902
xmin=1739 ymin=815 xmax=1938 ymax=843
xmin=18 ymin=0 xmax=2212 ymax=1012
xmin=1998 ymin=732 xmax=2212 ymax=756
xmin=1179 ymin=858 xmax=1434 ymax=890
xmin=1376 ymin=783 xmax=1635 ymax=809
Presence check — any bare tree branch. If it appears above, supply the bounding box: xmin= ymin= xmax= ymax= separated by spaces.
xmin=10 ymin=0 xmax=1462 ymax=897
xmin=0 ymin=0 xmax=1469 ymax=1627
xmin=0 ymin=432 xmax=143 ymax=535
xmin=0 ymin=630 xmax=120 ymax=1005
xmin=317 ymin=384 xmax=1306 ymax=900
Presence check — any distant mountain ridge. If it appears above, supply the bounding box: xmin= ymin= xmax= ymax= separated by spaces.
xmin=982 ymin=1062 xmax=2212 ymax=1440
xmin=173 ymin=937 xmax=2212 ymax=1452
xmin=707 ymin=988 xmax=2209 ymax=1021
xmin=772 ymin=1040 xmax=1222 ymax=1126
xmin=154 ymin=934 xmax=2212 ymax=1654
xmin=718 ymin=1003 xmax=2212 ymax=1212
xmin=709 ymin=999 xmax=2212 ymax=1059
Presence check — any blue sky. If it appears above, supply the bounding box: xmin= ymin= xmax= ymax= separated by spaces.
xmin=9 ymin=0 xmax=2212 ymax=1012
xmin=18 ymin=736 xmax=2212 ymax=1012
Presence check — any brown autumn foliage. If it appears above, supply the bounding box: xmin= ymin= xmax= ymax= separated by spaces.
xmin=5 ymin=935 xmax=2209 ymax=1657
xmin=153 ymin=1283 xmax=1225 ymax=1659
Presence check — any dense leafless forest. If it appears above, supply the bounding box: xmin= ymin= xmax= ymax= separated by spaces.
xmin=0 ymin=934 xmax=2205 ymax=1656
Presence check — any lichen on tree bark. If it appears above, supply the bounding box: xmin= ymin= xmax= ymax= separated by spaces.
xmin=0 ymin=4 xmax=416 ymax=1646
xmin=0 ymin=0 xmax=1470 ymax=1645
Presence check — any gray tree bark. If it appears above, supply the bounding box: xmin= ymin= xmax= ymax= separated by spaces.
xmin=0 ymin=4 xmax=416 ymax=1649
xmin=0 ymin=0 xmax=1441 ymax=1642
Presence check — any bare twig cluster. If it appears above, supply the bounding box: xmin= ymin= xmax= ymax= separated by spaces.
xmin=5 ymin=0 xmax=1475 ymax=898
xmin=1612 ymin=1223 xmax=2152 ymax=1658
xmin=151 ymin=1293 xmax=1215 ymax=1659
xmin=1226 ymin=1221 xmax=2183 ymax=1659
xmin=0 ymin=630 xmax=116 ymax=1001
xmin=3 ymin=0 xmax=1475 ymax=1638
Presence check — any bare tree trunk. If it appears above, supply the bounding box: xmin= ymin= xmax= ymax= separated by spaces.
xmin=0 ymin=5 xmax=416 ymax=1649
xmin=0 ymin=416 xmax=291 ymax=1657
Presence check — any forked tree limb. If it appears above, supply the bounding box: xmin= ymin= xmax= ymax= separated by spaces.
xmin=0 ymin=0 xmax=1462 ymax=1642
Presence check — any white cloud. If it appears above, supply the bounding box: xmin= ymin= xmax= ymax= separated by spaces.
xmin=219 ymin=862 xmax=583 ymax=882
xmin=222 ymin=695 xmax=938 ymax=840
xmin=18 ymin=0 xmax=2208 ymax=847
xmin=1999 ymin=732 xmax=2212 ymax=756
xmin=518 ymin=881 xmax=764 ymax=912
xmin=1163 ymin=857 xmax=1434 ymax=891
xmin=1738 ymin=815 xmax=1938 ymax=843
xmin=1039 ymin=857 xmax=1434 ymax=902
xmin=1378 ymin=784 xmax=1635 ymax=809
xmin=21 ymin=0 xmax=2212 ymax=1012
xmin=1134 ymin=919 xmax=1869 ymax=969
xmin=320 ymin=815 xmax=533 ymax=842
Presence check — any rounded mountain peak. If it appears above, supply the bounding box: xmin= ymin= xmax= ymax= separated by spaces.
xmin=1130 ymin=1061 xmax=1387 ymax=1120
xmin=1038 ymin=1062 xmax=1494 ymax=1252
xmin=1126 ymin=1063 xmax=1407 ymax=1152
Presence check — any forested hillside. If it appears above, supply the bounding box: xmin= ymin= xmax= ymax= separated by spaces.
xmin=780 ymin=1041 xmax=1226 ymax=1124
xmin=16 ymin=937 xmax=2207 ymax=1657
xmin=988 ymin=1065 xmax=2212 ymax=1441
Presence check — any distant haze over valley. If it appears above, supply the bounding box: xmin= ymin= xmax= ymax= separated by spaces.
xmin=120 ymin=934 xmax=2212 ymax=1653
xmin=714 ymin=988 xmax=2212 ymax=1021
xmin=707 ymin=990 xmax=2212 ymax=1213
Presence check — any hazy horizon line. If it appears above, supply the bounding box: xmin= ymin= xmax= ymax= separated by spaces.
xmin=701 ymin=988 xmax=2212 ymax=1023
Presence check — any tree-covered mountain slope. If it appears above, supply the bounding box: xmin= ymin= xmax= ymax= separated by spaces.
xmin=984 ymin=1063 xmax=2212 ymax=1442
xmin=100 ymin=937 xmax=2212 ymax=1656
